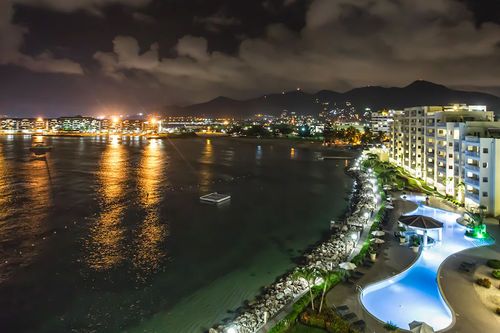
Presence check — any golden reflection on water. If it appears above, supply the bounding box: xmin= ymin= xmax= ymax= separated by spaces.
xmin=87 ymin=137 xmax=127 ymax=271
xmin=198 ymin=138 xmax=215 ymax=191
xmin=32 ymin=135 xmax=44 ymax=144
xmin=290 ymin=147 xmax=296 ymax=159
xmin=0 ymin=145 xmax=52 ymax=281
xmin=0 ymin=145 xmax=13 ymax=282
xmin=133 ymin=140 xmax=168 ymax=278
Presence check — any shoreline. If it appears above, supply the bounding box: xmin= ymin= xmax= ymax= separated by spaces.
xmin=1 ymin=133 xmax=362 ymax=155
xmin=209 ymin=154 xmax=380 ymax=333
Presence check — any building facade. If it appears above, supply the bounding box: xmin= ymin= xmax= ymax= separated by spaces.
xmin=370 ymin=109 xmax=403 ymax=133
xmin=389 ymin=104 xmax=500 ymax=215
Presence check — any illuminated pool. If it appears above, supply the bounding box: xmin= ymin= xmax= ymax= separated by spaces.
xmin=360 ymin=195 xmax=493 ymax=331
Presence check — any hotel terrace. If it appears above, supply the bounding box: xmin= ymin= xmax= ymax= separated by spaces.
xmin=389 ymin=104 xmax=500 ymax=216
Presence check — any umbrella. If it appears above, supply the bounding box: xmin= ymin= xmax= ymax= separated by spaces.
xmin=386 ymin=204 xmax=394 ymax=209
xmin=371 ymin=238 xmax=385 ymax=244
xmin=339 ymin=262 xmax=357 ymax=270
xmin=399 ymin=215 xmax=443 ymax=230
xmin=371 ymin=230 xmax=385 ymax=237
xmin=409 ymin=321 xmax=435 ymax=333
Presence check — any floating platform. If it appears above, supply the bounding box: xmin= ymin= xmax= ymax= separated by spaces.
xmin=200 ymin=192 xmax=231 ymax=204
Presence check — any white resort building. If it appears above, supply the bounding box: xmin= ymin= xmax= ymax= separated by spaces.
xmin=389 ymin=104 xmax=500 ymax=216
xmin=370 ymin=109 xmax=403 ymax=133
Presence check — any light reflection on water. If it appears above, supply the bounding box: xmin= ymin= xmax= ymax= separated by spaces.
xmin=0 ymin=143 xmax=52 ymax=282
xmin=133 ymin=139 xmax=168 ymax=278
xmin=199 ymin=138 xmax=215 ymax=192
xmin=86 ymin=137 xmax=127 ymax=271
xmin=0 ymin=136 xmax=354 ymax=333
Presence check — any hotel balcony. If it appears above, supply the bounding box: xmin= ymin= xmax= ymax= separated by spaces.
xmin=465 ymin=136 xmax=480 ymax=146
xmin=464 ymin=150 xmax=479 ymax=159
xmin=464 ymin=163 xmax=480 ymax=173
xmin=465 ymin=191 xmax=480 ymax=203
xmin=465 ymin=177 xmax=480 ymax=188
xmin=437 ymin=142 xmax=448 ymax=150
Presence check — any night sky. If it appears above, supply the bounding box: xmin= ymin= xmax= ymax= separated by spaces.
xmin=1 ymin=0 xmax=499 ymax=116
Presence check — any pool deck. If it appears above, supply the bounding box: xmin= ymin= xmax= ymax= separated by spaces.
xmin=438 ymin=216 xmax=500 ymax=332
xmin=323 ymin=194 xmax=499 ymax=333
xmin=325 ymin=197 xmax=419 ymax=332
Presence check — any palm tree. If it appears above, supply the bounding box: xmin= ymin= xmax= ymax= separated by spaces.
xmin=293 ymin=268 xmax=318 ymax=311
xmin=317 ymin=268 xmax=330 ymax=314
xmin=456 ymin=181 xmax=465 ymax=203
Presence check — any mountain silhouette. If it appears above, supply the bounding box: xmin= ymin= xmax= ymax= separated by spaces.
xmin=163 ymin=81 xmax=500 ymax=118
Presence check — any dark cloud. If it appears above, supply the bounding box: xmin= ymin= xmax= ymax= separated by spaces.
xmin=1 ymin=0 xmax=499 ymax=116
xmin=0 ymin=1 xmax=83 ymax=74
xmin=14 ymin=0 xmax=152 ymax=15
xmin=194 ymin=10 xmax=241 ymax=33
xmin=94 ymin=0 xmax=500 ymax=105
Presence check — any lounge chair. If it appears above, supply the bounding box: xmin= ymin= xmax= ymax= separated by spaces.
xmin=363 ymin=260 xmax=373 ymax=268
xmin=336 ymin=305 xmax=349 ymax=311
xmin=352 ymin=271 xmax=365 ymax=278
xmin=351 ymin=319 xmax=366 ymax=332
xmin=459 ymin=261 xmax=476 ymax=272
xmin=342 ymin=312 xmax=357 ymax=321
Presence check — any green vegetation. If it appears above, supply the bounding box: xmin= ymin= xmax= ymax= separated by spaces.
xmin=476 ymin=278 xmax=492 ymax=288
xmin=298 ymin=308 xmax=360 ymax=333
xmin=492 ymin=270 xmax=500 ymax=279
xmin=487 ymin=259 xmax=500 ymax=269
xmin=383 ymin=321 xmax=399 ymax=331
xmin=410 ymin=235 xmax=421 ymax=247
xmin=269 ymin=272 xmax=344 ymax=333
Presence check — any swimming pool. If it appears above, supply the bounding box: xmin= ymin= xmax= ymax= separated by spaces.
xmin=360 ymin=195 xmax=493 ymax=331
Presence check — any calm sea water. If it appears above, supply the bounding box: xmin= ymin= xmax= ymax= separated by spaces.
xmin=0 ymin=135 xmax=353 ymax=333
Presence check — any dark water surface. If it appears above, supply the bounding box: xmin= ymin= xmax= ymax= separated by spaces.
xmin=0 ymin=136 xmax=353 ymax=333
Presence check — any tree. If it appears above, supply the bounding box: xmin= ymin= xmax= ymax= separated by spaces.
xmin=345 ymin=126 xmax=360 ymax=144
xmin=293 ymin=268 xmax=318 ymax=311
xmin=456 ymin=181 xmax=465 ymax=202
xmin=361 ymin=126 xmax=373 ymax=145
xmin=271 ymin=123 xmax=293 ymax=136
xmin=317 ymin=268 xmax=330 ymax=314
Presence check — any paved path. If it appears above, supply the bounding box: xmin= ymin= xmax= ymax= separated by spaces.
xmin=438 ymin=216 xmax=500 ymax=332
xmin=324 ymin=197 xmax=418 ymax=332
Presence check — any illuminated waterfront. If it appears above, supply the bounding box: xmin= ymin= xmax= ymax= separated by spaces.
xmin=0 ymin=136 xmax=353 ymax=332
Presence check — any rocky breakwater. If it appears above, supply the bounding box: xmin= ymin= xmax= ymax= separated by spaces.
xmin=210 ymin=158 xmax=379 ymax=333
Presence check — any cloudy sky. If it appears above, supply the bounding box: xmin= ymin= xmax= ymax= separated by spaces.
xmin=1 ymin=0 xmax=499 ymax=116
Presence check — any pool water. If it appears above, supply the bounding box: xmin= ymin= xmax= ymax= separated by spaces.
xmin=360 ymin=195 xmax=494 ymax=331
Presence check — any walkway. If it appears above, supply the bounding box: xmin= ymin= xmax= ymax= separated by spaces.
xmin=438 ymin=217 xmax=500 ymax=332
xmin=324 ymin=197 xmax=418 ymax=332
